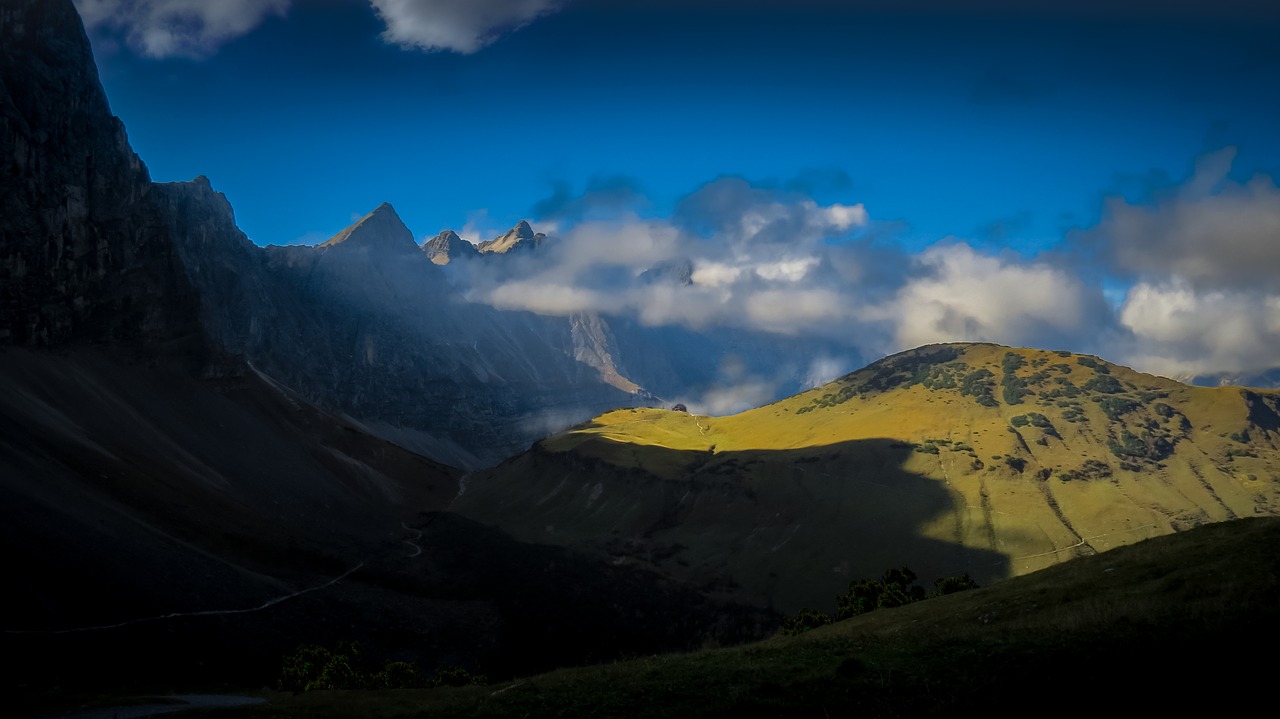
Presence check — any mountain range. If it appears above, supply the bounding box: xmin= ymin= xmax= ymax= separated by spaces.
xmin=4 ymin=0 xmax=1280 ymax=709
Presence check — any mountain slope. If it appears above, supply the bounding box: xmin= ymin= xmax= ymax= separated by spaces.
xmin=456 ymin=342 xmax=1280 ymax=612
xmin=228 ymin=517 xmax=1280 ymax=718
xmin=1 ymin=5 xmax=772 ymax=699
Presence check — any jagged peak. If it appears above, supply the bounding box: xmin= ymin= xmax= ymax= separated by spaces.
xmin=423 ymin=228 xmax=480 ymax=265
xmin=477 ymin=220 xmax=542 ymax=254
xmin=319 ymin=202 xmax=417 ymax=254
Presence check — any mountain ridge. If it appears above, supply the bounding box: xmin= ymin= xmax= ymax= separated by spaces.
xmin=318 ymin=202 xmax=419 ymax=254
xmin=457 ymin=341 xmax=1280 ymax=612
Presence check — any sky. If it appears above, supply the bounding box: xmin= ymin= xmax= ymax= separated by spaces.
xmin=75 ymin=0 xmax=1280 ymax=382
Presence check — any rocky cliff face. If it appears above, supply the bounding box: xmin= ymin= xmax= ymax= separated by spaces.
xmin=260 ymin=211 xmax=638 ymax=465
xmin=0 ymin=0 xmax=200 ymax=349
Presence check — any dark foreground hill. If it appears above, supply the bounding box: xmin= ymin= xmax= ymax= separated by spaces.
xmin=153 ymin=517 xmax=1280 ymax=718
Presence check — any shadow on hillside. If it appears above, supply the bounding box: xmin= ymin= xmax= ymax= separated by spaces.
xmin=4 ymin=510 xmax=777 ymax=705
xmin=460 ymin=436 xmax=1013 ymax=613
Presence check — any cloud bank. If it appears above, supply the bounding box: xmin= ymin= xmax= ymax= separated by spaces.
xmin=447 ymin=148 xmax=1280 ymax=384
xmin=74 ymin=0 xmax=290 ymax=58
xmin=1078 ymin=147 xmax=1280 ymax=377
xmin=75 ymin=0 xmax=572 ymax=58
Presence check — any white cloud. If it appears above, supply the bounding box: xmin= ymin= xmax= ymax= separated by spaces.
xmin=463 ymin=178 xmax=880 ymax=341
xmin=690 ymin=261 xmax=744 ymax=288
xmin=1117 ymin=282 xmax=1280 ymax=376
xmin=887 ymin=243 xmax=1106 ymax=353
xmin=368 ymin=0 xmax=569 ymax=54
xmin=823 ymin=202 xmax=869 ymax=231
xmin=753 ymin=257 xmax=819 ymax=282
xmin=74 ymin=0 xmax=289 ymax=58
xmin=803 ymin=356 xmax=851 ymax=389
xmin=683 ymin=380 xmax=779 ymax=416
xmin=743 ymin=288 xmax=851 ymax=335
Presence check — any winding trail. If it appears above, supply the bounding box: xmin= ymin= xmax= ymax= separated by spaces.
xmin=401 ymin=521 xmax=424 ymax=558
xmin=694 ymin=416 xmax=709 ymax=435
xmin=5 ymin=563 xmax=365 ymax=635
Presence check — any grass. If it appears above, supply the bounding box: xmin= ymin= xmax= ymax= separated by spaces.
xmin=457 ymin=343 xmax=1280 ymax=613
xmin=197 ymin=517 xmax=1280 ymax=718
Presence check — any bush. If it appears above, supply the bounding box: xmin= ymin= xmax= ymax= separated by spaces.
xmin=371 ymin=661 xmax=422 ymax=689
xmin=434 ymin=665 xmax=489 ymax=687
xmin=834 ymin=567 xmax=927 ymax=620
xmin=1083 ymin=375 xmax=1124 ymax=394
xmin=780 ymin=608 xmax=833 ymax=635
xmin=932 ymin=573 xmax=980 ymax=597
xmin=279 ymin=644 xmax=484 ymax=692
xmin=278 ymin=642 xmax=367 ymax=692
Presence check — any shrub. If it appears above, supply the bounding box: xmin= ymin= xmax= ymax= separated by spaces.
xmin=932 ymin=573 xmax=980 ymax=597
xmin=1083 ymin=375 xmax=1124 ymax=394
xmin=278 ymin=642 xmax=366 ymax=692
xmin=371 ymin=661 xmax=422 ymax=689
xmin=835 ymin=567 xmax=927 ymax=620
xmin=780 ymin=608 xmax=833 ymax=635
xmin=434 ymin=666 xmax=488 ymax=687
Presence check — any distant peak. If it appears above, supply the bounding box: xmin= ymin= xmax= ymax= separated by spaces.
xmin=477 ymin=220 xmax=542 ymax=254
xmin=319 ymin=203 xmax=417 ymax=253
xmin=423 ymin=228 xmax=479 ymax=265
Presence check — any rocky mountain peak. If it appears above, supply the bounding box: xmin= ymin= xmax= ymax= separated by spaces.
xmin=477 ymin=220 xmax=543 ymax=255
xmin=319 ymin=202 xmax=417 ymax=254
xmin=423 ymin=229 xmax=480 ymax=265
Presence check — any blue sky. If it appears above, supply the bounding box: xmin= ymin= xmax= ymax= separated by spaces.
xmin=76 ymin=0 xmax=1280 ymax=380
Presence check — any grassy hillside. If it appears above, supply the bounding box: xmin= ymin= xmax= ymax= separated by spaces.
xmin=456 ymin=343 xmax=1280 ymax=612
xmin=194 ymin=516 xmax=1280 ymax=718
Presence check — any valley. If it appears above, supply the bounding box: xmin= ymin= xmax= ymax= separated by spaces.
xmin=3 ymin=1 xmax=1279 ymax=716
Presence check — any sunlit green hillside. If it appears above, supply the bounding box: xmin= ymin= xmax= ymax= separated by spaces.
xmin=458 ymin=343 xmax=1280 ymax=612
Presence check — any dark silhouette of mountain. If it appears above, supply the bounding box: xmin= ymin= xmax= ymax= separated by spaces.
xmin=0 ymin=2 xmax=773 ymax=701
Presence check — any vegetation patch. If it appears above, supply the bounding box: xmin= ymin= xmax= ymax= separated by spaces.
xmin=1076 ymin=356 xmax=1109 ymax=373
xmin=960 ymin=368 xmax=999 ymax=407
xmin=781 ymin=567 xmax=978 ymax=635
xmin=1093 ymin=395 xmax=1140 ymax=420
xmin=1000 ymin=353 xmax=1031 ymax=405
xmin=278 ymin=643 xmax=489 ymax=693
xmin=1083 ymin=375 xmax=1125 ymax=394
xmin=1058 ymin=459 xmax=1113 ymax=482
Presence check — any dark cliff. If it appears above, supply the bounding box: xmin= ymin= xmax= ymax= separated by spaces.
xmin=0 ymin=0 xmax=200 ymax=350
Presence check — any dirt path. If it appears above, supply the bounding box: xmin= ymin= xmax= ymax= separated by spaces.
xmin=5 ymin=564 xmax=365 ymax=635
xmin=30 ymin=694 xmax=265 ymax=719
xmin=401 ymin=521 xmax=424 ymax=558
